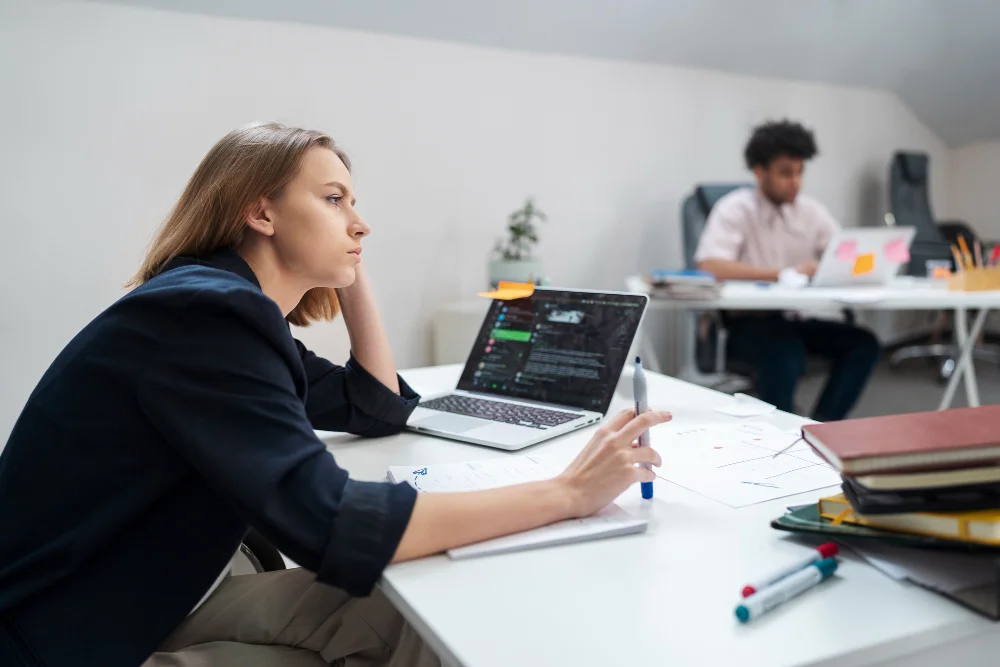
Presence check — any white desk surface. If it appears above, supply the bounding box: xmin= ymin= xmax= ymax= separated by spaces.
xmin=319 ymin=365 xmax=998 ymax=667
xmin=626 ymin=275 xmax=1000 ymax=311
xmin=437 ymin=278 xmax=1000 ymax=315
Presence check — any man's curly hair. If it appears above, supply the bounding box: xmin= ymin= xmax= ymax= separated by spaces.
xmin=744 ymin=120 xmax=817 ymax=169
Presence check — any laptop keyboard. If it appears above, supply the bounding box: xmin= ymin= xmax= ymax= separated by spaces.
xmin=420 ymin=395 xmax=584 ymax=429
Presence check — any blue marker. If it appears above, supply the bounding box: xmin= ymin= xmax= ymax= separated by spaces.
xmin=632 ymin=357 xmax=654 ymax=499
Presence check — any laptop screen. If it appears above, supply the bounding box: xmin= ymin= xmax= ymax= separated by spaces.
xmin=456 ymin=289 xmax=648 ymax=414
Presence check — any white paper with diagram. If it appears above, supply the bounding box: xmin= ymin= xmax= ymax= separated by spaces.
xmin=651 ymin=421 xmax=841 ymax=507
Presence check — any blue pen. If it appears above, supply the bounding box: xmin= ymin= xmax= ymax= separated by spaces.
xmin=632 ymin=357 xmax=654 ymax=499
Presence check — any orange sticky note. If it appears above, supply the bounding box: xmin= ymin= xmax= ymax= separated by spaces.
xmin=852 ymin=253 xmax=875 ymax=276
xmin=932 ymin=266 xmax=951 ymax=279
xmin=479 ymin=281 xmax=535 ymax=300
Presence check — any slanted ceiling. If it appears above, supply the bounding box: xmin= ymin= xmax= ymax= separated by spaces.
xmin=83 ymin=0 xmax=1000 ymax=146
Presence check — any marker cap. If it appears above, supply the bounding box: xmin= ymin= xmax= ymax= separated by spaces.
xmin=735 ymin=604 xmax=750 ymax=623
xmin=816 ymin=542 xmax=839 ymax=559
xmin=813 ymin=557 xmax=838 ymax=578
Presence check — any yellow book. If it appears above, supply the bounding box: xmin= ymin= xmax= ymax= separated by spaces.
xmin=818 ymin=493 xmax=1000 ymax=545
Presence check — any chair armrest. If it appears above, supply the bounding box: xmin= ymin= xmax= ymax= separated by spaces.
xmin=908 ymin=242 xmax=955 ymax=275
xmin=241 ymin=528 xmax=286 ymax=572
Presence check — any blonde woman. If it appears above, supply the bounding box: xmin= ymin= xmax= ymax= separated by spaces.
xmin=0 ymin=122 xmax=668 ymax=667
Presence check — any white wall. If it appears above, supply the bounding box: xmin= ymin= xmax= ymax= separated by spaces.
xmin=0 ymin=0 xmax=951 ymax=442
xmin=949 ymin=140 xmax=1000 ymax=238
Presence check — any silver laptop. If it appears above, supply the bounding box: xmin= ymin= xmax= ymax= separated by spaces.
xmin=407 ymin=288 xmax=649 ymax=450
xmin=812 ymin=226 xmax=916 ymax=287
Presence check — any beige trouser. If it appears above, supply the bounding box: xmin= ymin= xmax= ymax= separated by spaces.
xmin=143 ymin=569 xmax=441 ymax=667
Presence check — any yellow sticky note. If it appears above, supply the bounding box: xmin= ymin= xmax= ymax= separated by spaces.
xmin=852 ymin=253 xmax=875 ymax=276
xmin=478 ymin=281 xmax=535 ymax=300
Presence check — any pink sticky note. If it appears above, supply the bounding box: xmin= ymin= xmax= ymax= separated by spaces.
xmin=834 ymin=240 xmax=858 ymax=262
xmin=884 ymin=238 xmax=911 ymax=263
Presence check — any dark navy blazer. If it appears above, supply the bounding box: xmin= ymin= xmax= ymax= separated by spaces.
xmin=0 ymin=250 xmax=419 ymax=666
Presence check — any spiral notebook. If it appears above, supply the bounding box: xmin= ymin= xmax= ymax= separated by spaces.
xmin=387 ymin=456 xmax=648 ymax=559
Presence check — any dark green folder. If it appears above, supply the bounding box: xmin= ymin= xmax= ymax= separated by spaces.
xmin=772 ymin=503 xmax=1000 ymax=553
xmin=772 ymin=504 xmax=1000 ymax=619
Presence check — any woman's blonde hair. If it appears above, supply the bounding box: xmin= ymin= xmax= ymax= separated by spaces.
xmin=129 ymin=121 xmax=350 ymax=326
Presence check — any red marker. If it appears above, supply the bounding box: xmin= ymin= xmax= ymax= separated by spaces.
xmin=989 ymin=245 xmax=1000 ymax=267
xmin=742 ymin=542 xmax=839 ymax=598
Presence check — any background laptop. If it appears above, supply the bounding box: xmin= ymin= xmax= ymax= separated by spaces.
xmin=407 ymin=288 xmax=649 ymax=450
xmin=812 ymin=226 xmax=916 ymax=287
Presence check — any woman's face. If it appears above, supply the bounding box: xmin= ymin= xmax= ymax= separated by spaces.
xmin=262 ymin=146 xmax=369 ymax=288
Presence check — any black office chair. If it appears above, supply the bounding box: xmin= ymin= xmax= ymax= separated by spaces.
xmin=680 ymin=184 xmax=755 ymax=387
xmin=886 ymin=152 xmax=1000 ymax=381
xmin=680 ymin=184 xmax=858 ymax=397
xmin=237 ymin=528 xmax=286 ymax=573
xmin=888 ymin=152 xmax=954 ymax=275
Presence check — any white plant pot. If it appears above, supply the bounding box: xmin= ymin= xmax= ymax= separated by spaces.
xmin=488 ymin=259 xmax=543 ymax=288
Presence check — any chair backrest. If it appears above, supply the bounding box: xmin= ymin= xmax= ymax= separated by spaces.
xmin=680 ymin=184 xmax=751 ymax=269
xmin=889 ymin=152 xmax=947 ymax=245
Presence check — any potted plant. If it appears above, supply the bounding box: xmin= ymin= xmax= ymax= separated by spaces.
xmin=489 ymin=198 xmax=546 ymax=287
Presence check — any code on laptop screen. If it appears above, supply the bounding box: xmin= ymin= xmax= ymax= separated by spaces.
xmin=456 ymin=290 xmax=647 ymax=413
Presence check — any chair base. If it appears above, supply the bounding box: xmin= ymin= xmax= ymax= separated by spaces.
xmin=888 ymin=343 xmax=954 ymax=365
xmin=889 ymin=343 xmax=1000 ymax=384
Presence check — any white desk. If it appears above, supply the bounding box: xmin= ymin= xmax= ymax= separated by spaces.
xmin=626 ymin=276 xmax=1000 ymax=410
xmin=321 ymin=365 xmax=1000 ymax=667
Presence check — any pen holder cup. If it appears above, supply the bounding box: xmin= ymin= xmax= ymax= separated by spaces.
xmin=947 ymin=266 xmax=1000 ymax=292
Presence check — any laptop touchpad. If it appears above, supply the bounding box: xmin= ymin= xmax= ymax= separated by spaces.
xmin=414 ymin=414 xmax=484 ymax=433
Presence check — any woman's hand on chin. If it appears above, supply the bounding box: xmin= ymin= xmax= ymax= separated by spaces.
xmin=333 ymin=264 xmax=400 ymax=393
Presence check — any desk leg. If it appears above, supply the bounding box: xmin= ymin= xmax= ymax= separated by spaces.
xmin=939 ymin=308 xmax=989 ymax=410
xmin=961 ymin=309 xmax=984 ymax=408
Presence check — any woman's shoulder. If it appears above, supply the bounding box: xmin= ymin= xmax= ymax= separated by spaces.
xmin=131 ymin=264 xmax=276 ymax=312
xmin=116 ymin=264 xmax=291 ymax=348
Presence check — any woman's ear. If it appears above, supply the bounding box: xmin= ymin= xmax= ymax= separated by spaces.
xmin=245 ymin=198 xmax=276 ymax=237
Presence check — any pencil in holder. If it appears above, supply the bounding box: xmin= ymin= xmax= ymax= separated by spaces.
xmin=947 ymin=265 xmax=1000 ymax=291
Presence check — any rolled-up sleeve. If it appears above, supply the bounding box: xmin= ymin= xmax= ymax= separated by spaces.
xmin=295 ymin=341 xmax=420 ymax=436
xmin=322 ymin=480 xmax=417 ymax=590
xmin=137 ymin=294 xmax=416 ymax=595
xmin=694 ymin=199 xmax=747 ymax=263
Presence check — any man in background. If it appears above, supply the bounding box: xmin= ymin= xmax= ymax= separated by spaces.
xmin=695 ymin=120 xmax=879 ymax=420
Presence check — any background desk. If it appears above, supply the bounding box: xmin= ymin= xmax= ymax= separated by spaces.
xmin=320 ymin=365 xmax=1000 ymax=667
xmin=625 ymin=276 xmax=1000 ymax=410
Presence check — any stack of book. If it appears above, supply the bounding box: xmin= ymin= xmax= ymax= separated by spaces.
xmin=770 ymin=406 xmax=1000 ymax=618
xmin=648 ymin=269 xmax=720 ymax=300
xmin=801 ymin=405 xmax=1000 ymax=545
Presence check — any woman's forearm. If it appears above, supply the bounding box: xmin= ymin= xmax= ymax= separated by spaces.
xmin=389 ymin=408 xmax=670 ymax=563
xmin=391 ymin=478 xmax=574 ymax=562
xmin=335 ymin=266 xmax=400 ymax=393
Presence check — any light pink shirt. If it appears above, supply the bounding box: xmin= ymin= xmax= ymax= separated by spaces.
xmin=694 ymin=188 xmax=840 ymax=269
